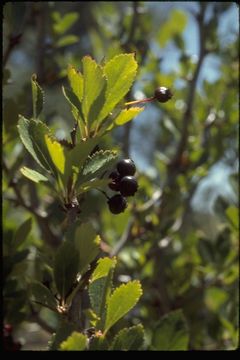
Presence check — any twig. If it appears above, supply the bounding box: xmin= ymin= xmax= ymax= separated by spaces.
xmin=110 ymin=217 xmax=135 ymax=257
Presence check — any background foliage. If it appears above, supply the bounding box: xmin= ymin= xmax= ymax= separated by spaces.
xmin=3 ymin=1 xmax=239 ymax=350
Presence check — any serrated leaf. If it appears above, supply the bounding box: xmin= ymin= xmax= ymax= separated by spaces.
xmin=79 ymin=150 xmax=117 ymax=186
xmin=151 ymin=309 xmax=189 ymax=350
xmin=65 ymin=137 xmax=99 ymax=185
xmin=67 ymin=222 xmax=100 ymax=275
xmin=44 ymin=134 xmax=65 ymax=175
xmin=82 ymin=56 xmax=106 ymax=123
xmin=97 ymin=54 xmax=138 ymax=123
xmin=60 ymin=332 xmax=88 ymax=351
xmin=31 ymin=74 xmax=44 ymax=118
xmin=13 ymin=218 xmax=32 ymax=249
xmin=49 ymin=319 xmax=77 ymax=350
xmin=54 ymin=241 xmax=79 ymax=299
xmin=67 ymin=65 xmax=84 ymax=102
xmin=114 ymin=107 xmax=144 ymax=126
xmin=20 ymin=167 xmax=49 ymax=183
xmin=104 ymin=281 xmax=142 ymax=334
xmin=110 ymin=324 xmax=144 ymax=350
xmin=31 ymin=281 xmax=57 ymax=311
xmin=89 ymin=258 xmax=117 ymax=321
xmin=56 ymin=35 xmax=79 ymax=47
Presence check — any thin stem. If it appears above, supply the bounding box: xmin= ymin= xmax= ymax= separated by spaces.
xmin=125 ymin=97 xmax=155 ymax=106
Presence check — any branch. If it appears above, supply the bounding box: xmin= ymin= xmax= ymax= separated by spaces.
xmin=110 ymin=217 xmax=135 ymax=257
xmin=171 ymin=4 xmax=207 ymax=167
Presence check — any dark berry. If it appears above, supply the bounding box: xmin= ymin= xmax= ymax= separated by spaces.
xmin=4 ymin=324 xmax=13 ymax=335
xmin=154 ymin=87 xmax=173 ymax=103
xmin=119 ymin=176 xmax=138 ymax=197
xmin=108 ymin=170 xmax=121 ymax=191
xmin=108 ymin=194 xmax=127 ymax=214
xmin=117 ymin=159 xmax=136 ymax=176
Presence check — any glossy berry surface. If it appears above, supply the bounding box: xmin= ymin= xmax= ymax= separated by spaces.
xmin=154 ymin=87 xmax=173 ymax=103
xmin=108 ymin=170 xmax=121 ymax=191
xmin=119 ymin=176 xmax=138 ymax=197
xmin=108 ymin=194 xmax=127 ymax=214
xmin=117 ymin=159 xmax=136 ymax=176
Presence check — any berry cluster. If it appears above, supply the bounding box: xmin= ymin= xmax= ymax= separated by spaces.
xmin=107 ymin=159 xmax=138 ymax=214
xmin=3 ymin=324 xmax=22 ymax=351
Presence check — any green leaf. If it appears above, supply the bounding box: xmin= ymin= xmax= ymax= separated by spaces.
xmin=65 ymin=137 xmax=99 ymax=184
xmin=44 ymin=134 xmax=65 ymax=175
xmin=89 ymin=334 xmax=109 ymax=350
xmin=60 ymin=332 xmax=88 ymax=351
xmin=77 ymin=178 xmax=109 ymax=195
xmin=82 ymin=56 xmax=106 ymax=123
xmin=104 ymin=280 xmax=142 ymax=334
xmin=18 ymin=116 xmax=47 ymax=170
xmin=31 ymin=74 xmax=44 ymax=118
xmin=56 ymin=35 xmax=79 ymax=48
xmin=205 ymin=287 xmax=228 ymax=312
xmin=151 ymin=309 xmax=189 ymax=350
xmin=225 ymin=206 xmax=239 ymax=229
xmin=110 ymin=324 xmax=144 ymax=350
xmin=54 ymin=241 xmax=79 ymax=299
xmin=89 ymin=257 xmax=117 ymax=320
xmin=20 ymin=167 xmax=49 ymax=183
xmin=66 ymin=222 xmax=100 ymax=275
xmin=97 ymin=53 xmax=138 ymax=123
xmin=31 ymin=281 xmax=57 ymax=311
xmin=53 ymin=12 xmax=79 ymax=34
xmin=13 ymin=218 xmax=32 ymax=249
xmin=49 ymin=319 xmax=77 ymax=350
xmin=114 ymin=107 xmax=144 ymax=126
xmin=157 ymin=10 xmax=187 ymax=47
xmin=79 ymin=150 xmax=117 ymax=185
xmin=67 ymin=65 xmax=84 ymax=102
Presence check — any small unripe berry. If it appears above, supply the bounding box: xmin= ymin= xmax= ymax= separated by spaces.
xmin=154 ymin=87 xmax=173 ymax=103
xmin=117 ymin=159 xmax=136 ymax=176
xmin=119 ymin=176 xmax=138 ymax=197
xmin=108 ymin=194 xmax=127 ymax=214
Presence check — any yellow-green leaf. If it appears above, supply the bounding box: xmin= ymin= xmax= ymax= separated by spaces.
xmin=114 ymin=107 xmax=144 ymax=126
xmin=82 ymin=56 xmax=106 ymax=123
xmin=20 ymin=166 xmax=49 ymax=183
xmin=97 ymin=54 xmax=138 ymax=123
xmin=67 ymin=65 xmax=84 ymax=102
xmin=44 ymin=134 xmax=65 ymax=175
xmin=104 ymin=280 xmax=142 ymax=334
xmin=60 ymin=332 xmax=87 ymax=351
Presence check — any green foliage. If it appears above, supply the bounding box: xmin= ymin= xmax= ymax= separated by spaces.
xmin=60 ymin=332 xmax=88 ymax=351
xmin=104 ymin=281 xmax=143 ymax=334
xmin=109 ymin=324 xmax=144 ymax=350
xmin=66 ymin=221 xmax=101 ymax=275
xmin=20 ymin=167 xmax=49 ymax=183
xmin=31 ymin=281 xmax=57 ymax=311
xmin=89 ymin=257 xmax=116 ymax=320
xmin=151 ymin=310 xmax=189 ymax=350
xmin=13 ymin=218 xmax=32 ymax=249
xmin=53 ymin=241 xmax=79 ymax=300
xmin=31 ymin=74 xmax=44 ymax=119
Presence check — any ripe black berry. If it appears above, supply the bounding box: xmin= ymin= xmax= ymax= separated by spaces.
xmin=108 ymin=170 xmax=121 ymax=191
xmin=119 ymin=176 xmax=138 ymax=197
xmin=117 ymin=159 xmax=136 ymax=177
xmin=108 ymin=194 xmax=127 ymax=214
xmin=154 ymin=87 xmax=173 ymax=103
